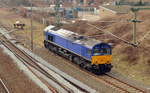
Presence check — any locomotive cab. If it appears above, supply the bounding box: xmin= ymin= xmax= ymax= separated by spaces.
xmin=92 ymin=43 xmax=112 ymax=65
xmin=91 ymin=43 xmax=112 ymax=74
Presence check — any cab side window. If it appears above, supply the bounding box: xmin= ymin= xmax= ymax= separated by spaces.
xmin=48 ymin=35 xmax=53 ymax=42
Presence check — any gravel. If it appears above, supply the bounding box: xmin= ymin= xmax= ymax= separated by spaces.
xmin=16 ymin=43 xmax=98 ymax=93
xmin=34 ymin=48 xmax=119 ymax=93
xmin=0 ymin=27 xmax=98 ymax=93
xmin=0 ymin=45 xmax=52 ymax=93
xmin=30 ymin=64 xmax=68 ymax=93
xmin=0 ymin=48 xmax=45 ymax=93
xmin=2 ymin=27 xmax=150 ymax=93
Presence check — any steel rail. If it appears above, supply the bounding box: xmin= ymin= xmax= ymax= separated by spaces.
xmin=0 ymin=39 xmax=56 ymax=93
xmin=0 ymin=78 xmax=10 ymax=93
xmin=0 ymin=25 xmax=84 ymax=92
xmin=0 ymin=38 xmax=70 ymax=93
xmin=106 ymin=74 xmax=146 ymax=93
xmin=49 ymin=51 xmax=146 ymax=93
xmin=22 ymin=62 xmax=58 ymax=93
xmin=14 ymin=43 xmax=87 ymax=93
xmin=0 ymin=24 xmax=146 ymax=93
xmin=0 ymin=30 xmax=87 ymax=93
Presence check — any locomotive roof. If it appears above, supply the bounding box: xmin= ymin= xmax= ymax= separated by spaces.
xmin=44 ymin=25 xmax=102 ymax=49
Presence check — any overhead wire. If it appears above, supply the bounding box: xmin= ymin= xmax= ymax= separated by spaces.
xmin=137 ymin=30 xmax=150 ymax=45
xmin=86 ymin=23 xmax=133 ymax=45
xmin=88 ymin=19 xmax=129 ymax=37
xmin=87 ymin=22 xmax=150 ymax=47
xmin=98 ymin=19 xmax=131 ymax=29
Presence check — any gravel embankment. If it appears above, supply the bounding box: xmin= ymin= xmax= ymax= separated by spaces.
xmin=34 ymin=47 xmax=119 ymax=93
xmin=0 ymin=48 xmax=45 ymax=93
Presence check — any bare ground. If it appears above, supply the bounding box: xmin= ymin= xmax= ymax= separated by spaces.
xmin=0 ymin=48 xmax=44 ymax=93
xmin=62 ymin=11 xmax=150 ymax=86
xmin=0 ymin=6 xmax=150 ymax=88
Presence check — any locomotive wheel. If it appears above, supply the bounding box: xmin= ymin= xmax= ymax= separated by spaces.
xmin=73 ymin=57 xmax=80 ymax=64
xmin=48 ymin=44 xmax=53 ymax=51
xmin=85 ymin=64 xmax=91 ymax=71
xmin=92 ymin=69 xmax=104 ymax=75
xmin=91 ymin=65 xmax=104 ymax=75
xmin=53 ymin=47 xmax=58 ymax=54
xmin=44 ymin=41 xmax=112 ymax=74
xmin=79 ymin=63 xmax=84 ymax=68
xmin=44 ymin=41 xmax=47 ymax=48
xmin=105 ymin=66 xmax=111 ymax=73
xmin=68 ymin=55 xmax=73 ymax=61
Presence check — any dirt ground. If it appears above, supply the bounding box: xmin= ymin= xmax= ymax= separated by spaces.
xmin=0 ymin=6 xmax=150 ymax=88
xmin=0 ymin=48 xmax=44 ymax=93
xmin=62 ymin=11 xmax=150 ymax=86
xmin=78 ymin=12 xmax=100 ymax=22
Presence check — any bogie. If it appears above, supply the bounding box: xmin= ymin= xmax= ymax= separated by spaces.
xmin=44 ymin=40 xmax=111 ymax=75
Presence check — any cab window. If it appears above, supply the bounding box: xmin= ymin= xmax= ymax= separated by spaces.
xmin=93 ymin=49 xmax=101 ymax=56
xmin=93 ymin=48 xmax=111 ymax=56
xmin=101 ymin=48 xmax=111 ymax=55
xmin=48 ymin=35 xmax=53 ymax=42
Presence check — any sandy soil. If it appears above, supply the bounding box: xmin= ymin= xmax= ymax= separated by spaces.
xmin=62 ymin=11 xmax=150 ymax=86
xmin=33 ymin=47 xmax=120 ymax=93
xmin=0 ymin=6 xmax=150 ymax=90
xmin=0 ymin=48 xmax=44 ymax=93
xmin=78 ymin=12 xmax=100 ymax=22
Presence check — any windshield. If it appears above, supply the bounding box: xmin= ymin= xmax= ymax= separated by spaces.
xmin=93 ymin=48 xmax=111 ymax=56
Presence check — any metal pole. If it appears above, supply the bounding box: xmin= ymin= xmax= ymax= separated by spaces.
xmin=54 ymin=0 xmax=60 ymax=27
xmin=133 ymin=11 xmax=137 ymax=46
xmin=30 ymin=0 xmax=33 ymax=51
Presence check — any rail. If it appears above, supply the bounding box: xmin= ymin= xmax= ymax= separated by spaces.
xmin=0 ymin=27 xmax=90 ymax=93
xmin=0 ymin=23 xmax=146 ymax=93
xmin=0 ymin=78 xmax=10 ymax=93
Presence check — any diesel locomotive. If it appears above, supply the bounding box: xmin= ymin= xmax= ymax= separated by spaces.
xmin=44 ymin=25 xmax=112 ymax=74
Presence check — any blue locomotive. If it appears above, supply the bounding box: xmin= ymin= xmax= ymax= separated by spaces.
xmin=44 ymin=25 xmax=112 ymax=74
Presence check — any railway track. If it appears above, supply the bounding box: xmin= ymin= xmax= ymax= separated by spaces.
xmin=0 ymin=22 xmax=11 ymax=31
xmin=69 ymin=61 xmax=146 ymax=92
xmin=0 ymin=33 xmax=59 ymax=93
xmin=68 ymin=60 xmax=146 ymax=92
xmin=0 ymin=27 xmax=91 ymax=93
xmin=68 ymin=59 xmax=146 ymax=92
xmin=0 ymin=24 xmax=147 ymax=93
xmin=40 ymin=44 xmax=147 ymax=93
xmin=98 ymin=74 xmax=145 ymax=93
xmin=46 ymin=48 xmax=147 ymax=93
xmin=0 ymin=78 xmax=10 ymax=93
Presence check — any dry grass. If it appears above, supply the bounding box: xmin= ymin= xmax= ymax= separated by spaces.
xmin=62 ymin=11 xmax=150 ymax=86
xmin=0 ymin=8 xmax=45 ymax=47
xmin=0 ymin=48 xmax=44 ymax=93
xmin=1 ymin=7 xmax=150 ymax=86
xmin=105 ymin=11 xmax=150 ymax=85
